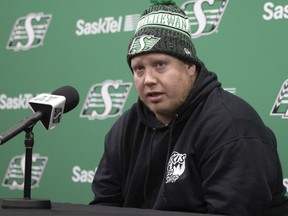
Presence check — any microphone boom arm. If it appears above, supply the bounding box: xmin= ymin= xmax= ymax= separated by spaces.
xmin=0 ymin=112 xmax=43 ymax=145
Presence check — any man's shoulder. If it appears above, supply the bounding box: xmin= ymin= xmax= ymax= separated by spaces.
xmin=208 ymin=87 xmax=258 ymax=117
xmin=112 ymin=103 xmax=139 ymax=127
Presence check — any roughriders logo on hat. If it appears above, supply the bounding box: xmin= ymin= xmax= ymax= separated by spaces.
xmin=128 ymin=35 xmax=161 ymax=55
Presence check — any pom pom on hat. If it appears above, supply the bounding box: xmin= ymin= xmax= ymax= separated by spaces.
xmin=127 ymin=0 xmax=201 ymax=69
xmin=150 ymin=0 xmax=176 ymax=6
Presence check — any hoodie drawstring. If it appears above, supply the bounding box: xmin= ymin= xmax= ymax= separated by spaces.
xmin=162 ymin=114 xmax=178 ymax=205
xmin=143 ymin=128 xmax=156 ymax=206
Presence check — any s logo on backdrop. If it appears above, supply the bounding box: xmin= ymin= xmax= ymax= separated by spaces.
xmin=284 ymin=179 xmax=288 ymax=192
xmin=2 ymin=154 xmax=48 ymax=190
xmin=180 ymin=0 xmax=229 ymax=38
xmin=271 ymin=80 xmax=288 ymax=119
xmin=6 ymin=12 xmax=52 ymax=51
xmin=80 ymin=80 xmax=132 ymax=120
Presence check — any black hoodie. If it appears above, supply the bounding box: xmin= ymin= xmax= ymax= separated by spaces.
xmin=90 ymin=65 xmax=288 ymax=215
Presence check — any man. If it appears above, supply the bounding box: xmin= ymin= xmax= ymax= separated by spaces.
xmin=90 ymin=0 xmax=288 ymax=215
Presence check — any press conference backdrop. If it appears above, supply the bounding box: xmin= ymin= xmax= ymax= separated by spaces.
xmin=0 ymin=0 xmax=287 ymax=204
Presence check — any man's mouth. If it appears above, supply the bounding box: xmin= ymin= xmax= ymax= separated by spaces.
xmin=146 ymin=92 xmax=163 ymax=102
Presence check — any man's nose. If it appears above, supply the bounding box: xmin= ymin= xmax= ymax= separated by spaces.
xmin=144 ymin=69 xmax=157 ymax=86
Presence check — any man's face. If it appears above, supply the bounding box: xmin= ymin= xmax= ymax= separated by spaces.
xmin=131 ymin=53 xmax=197 ymax=124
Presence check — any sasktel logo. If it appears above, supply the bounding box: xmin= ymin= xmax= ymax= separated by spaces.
xmin=71 ymin=166 xmax=96 ymax=183
xmin=75 ymin=0 xmax=228 ymax=38
xmin=0 ymin=93 xmax=34 ymax=110
xmin=7 ymin=13 xmax=52 ymax=51
xmin=80 ymin=80 xmax=132 ymax=120
xmin=2 ymin=154 xmax=48 ymax=190
xmin=75 ymin=14 xmax=140 ymax=36
xmin=263 ymin=2 xmax=288 ymax=20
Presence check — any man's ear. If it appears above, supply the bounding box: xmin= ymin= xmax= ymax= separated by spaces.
xmin=187 ymin=64 xmax=197 ymax=77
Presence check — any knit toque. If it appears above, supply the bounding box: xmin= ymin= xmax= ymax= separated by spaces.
xmin=127 ymin=0 xmax=202 ymax=68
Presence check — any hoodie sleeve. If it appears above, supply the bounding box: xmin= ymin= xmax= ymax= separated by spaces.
xmin=200 ymin=137 xmax=286 ymax=216
xmin=90 ymin=123 xmax=124 ymax=206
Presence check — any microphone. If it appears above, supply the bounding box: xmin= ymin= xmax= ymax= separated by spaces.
xmin=29 ymin=86 xmax=80 ymax=130
xmin=52 ymin=85 xmax=80 ymax=113
xmin=0 ymin=86 xmax=80 ymax=145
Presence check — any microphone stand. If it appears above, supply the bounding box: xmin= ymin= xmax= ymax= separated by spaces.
xmin=1 ymin=118 xmax=51 ymax=209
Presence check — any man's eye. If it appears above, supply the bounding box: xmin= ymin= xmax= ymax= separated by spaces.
xmin=133 ymin=66 xmax=144 ymax=76
xmin=155 ymin=62 xmax=166 ymax=70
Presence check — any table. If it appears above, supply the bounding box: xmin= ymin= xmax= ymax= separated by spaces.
xmin=0 ymin=199 xmax=225 ymax=216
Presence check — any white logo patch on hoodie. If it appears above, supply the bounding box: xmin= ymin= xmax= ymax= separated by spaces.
xmin=166 ymin=151 xmax=186 ymax=183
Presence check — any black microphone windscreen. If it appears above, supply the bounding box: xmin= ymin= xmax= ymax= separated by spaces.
xmin=52 ymin=86 xmax=80 ymax=113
